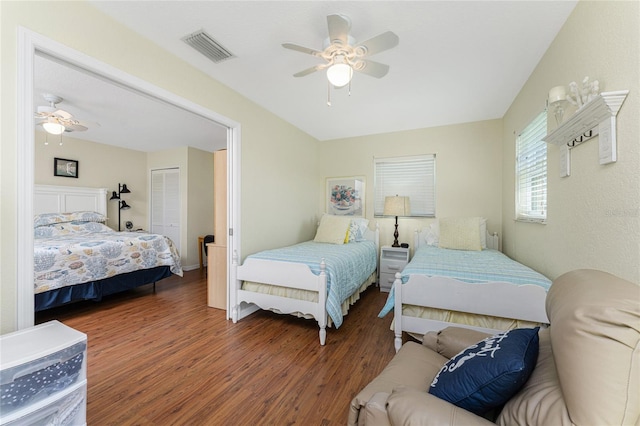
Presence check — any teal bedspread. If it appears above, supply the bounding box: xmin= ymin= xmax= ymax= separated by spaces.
xmin=246 ymin=240 xmax=377 ymax=327
xmin=379 ymin=245 xmax=551 ymax=317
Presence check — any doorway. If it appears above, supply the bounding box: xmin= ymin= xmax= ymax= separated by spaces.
xmin=16 ymin=27 xmax=241 ymax=328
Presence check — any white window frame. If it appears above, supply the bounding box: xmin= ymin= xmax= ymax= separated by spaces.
xmin=374 ymin=154 xmax=436 ymax=217
xmin=515 ymin=111 xmax=547 ymax=223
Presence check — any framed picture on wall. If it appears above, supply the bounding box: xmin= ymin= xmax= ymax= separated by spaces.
xmin=53 ymin=157 xmax=79 ymax=178
xmin=326 ymin=176 xmax=365 ymax=216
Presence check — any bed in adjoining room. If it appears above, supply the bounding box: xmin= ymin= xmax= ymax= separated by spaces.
xmin=232 ymin=214 xmax=379 ymax=345
xmin=33 ymin=185 xmax=183 ymax=311
xmin=379 ymin=217 xmax=551 ymax=351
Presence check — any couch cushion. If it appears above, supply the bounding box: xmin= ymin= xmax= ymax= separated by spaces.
xmin=496 ymin=328 xmax=573 ymax=425
xmin=429 ymin=327 xmax=539 ymax=415
xmin=348 ymin=341 xmax=447 ymax=426
xmin=546 ymin=269 xmax=640 ymax=425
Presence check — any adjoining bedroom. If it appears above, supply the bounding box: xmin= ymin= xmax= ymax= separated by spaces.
xmin=1 ymin=1 xmax=639 ymax=425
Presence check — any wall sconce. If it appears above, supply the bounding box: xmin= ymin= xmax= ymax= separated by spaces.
xmin=110 ymin=183 xmax=131 ymax=231
xmin=383 ymin=195 xmax=411 ymax=247
xmin=548 ymin=85 xmax=567 ymax=126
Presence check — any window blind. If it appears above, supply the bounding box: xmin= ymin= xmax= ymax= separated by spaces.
xmin=374 ymin=154 xmax=436 ymax=217
xmin=516 ymin=112 xmax=547 ymax=222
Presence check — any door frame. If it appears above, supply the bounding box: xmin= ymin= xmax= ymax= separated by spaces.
xmin=16 ymin=27 xmax=241 ymax=328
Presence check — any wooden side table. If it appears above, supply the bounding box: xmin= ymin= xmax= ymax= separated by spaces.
xmin=198 ymin=236 xmax=205 ymax=270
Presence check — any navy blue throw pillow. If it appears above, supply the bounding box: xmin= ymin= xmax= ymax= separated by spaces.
xmin=428 ymin=327 xmax=539 ymax=415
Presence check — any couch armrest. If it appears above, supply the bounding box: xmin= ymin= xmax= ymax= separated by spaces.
xmin=361 ymin=392 xmax=391 ymax=426
xmin=427 ymin=327 xmax=492 ymax=359
xmin=387 ymin=386 xmax=496 ymax=426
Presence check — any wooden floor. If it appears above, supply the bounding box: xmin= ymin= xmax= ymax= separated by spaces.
xmin=36 ymin=269 xmax=398 ymax=425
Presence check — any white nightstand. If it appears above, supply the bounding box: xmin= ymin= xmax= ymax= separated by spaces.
xmin=379 ymin=246 xmax=410 ymax=292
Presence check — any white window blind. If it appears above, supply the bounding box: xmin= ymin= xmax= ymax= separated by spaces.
xmin=516 ymin=111 xmax=547 ymax=222
xmin=374 ymin=154 xmax=436 ymax=217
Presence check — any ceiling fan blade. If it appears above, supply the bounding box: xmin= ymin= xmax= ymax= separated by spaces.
xmin=293 ymin=64 xmax=326 ymax=78
xmin=355 ymin=31 xmax=399 ymax=57
xmin=282 ymin=43 xmax=322 ymax=56
xmin=53 ymin=109 xmax=73 ymax=119
xmin=354 ymin=59 xmax=390 ymax=78
xmin=65 ymin=123 xmax=88 ymax=132
xmin=327 ymin=14 xmax=350 ymax=46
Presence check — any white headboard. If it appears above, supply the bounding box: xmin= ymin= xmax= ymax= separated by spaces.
xmin=34 ymin=185 xmax=108 ymax=216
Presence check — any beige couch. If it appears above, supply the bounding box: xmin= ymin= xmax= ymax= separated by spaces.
xmin=349 ymin=269 xmax=640 ymax=425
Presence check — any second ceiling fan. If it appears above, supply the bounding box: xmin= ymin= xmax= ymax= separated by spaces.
xmin=283 ymin=14 xmax=399 ymax=96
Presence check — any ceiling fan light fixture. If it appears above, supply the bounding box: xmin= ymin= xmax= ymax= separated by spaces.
xmin=42 ymin=119 xmax=65 ymax=135
xmin=327 ymin=62 xmax=353 ymax=88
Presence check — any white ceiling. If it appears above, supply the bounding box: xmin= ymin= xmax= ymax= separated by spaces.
xmin=35 ymin=1 xmax=578 ymax=152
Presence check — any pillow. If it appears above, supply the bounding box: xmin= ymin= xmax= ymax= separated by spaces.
xmin=34 ymin=221 xmax=114 ymax=238
xmin=348 ymin=218 xmax=370 ymax=242
xmin=429 ymin=327 xmax=540 ymax=415
xmin=426 ymin=218 xmax=488 ymax=249
xmin=438 ymin=217 xmax=482 ymax=251
xmin=314 ymin=214 xmax=352 ymax=244
xmin=34 ymin=211 xmax=106 ymax=228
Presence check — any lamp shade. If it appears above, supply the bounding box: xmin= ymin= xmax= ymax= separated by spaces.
xmin=120 ymin=184 xmax=131 ymax=194
xmin=326 ymin=58 xmax=353 ymax=88
xmin=120 ymin=200 xmax=131 ymax=210
xmin=109 ymin=191 xmax=119 ymax=200
xmin=383 ymin=196 xmax=411 ymax=217
xmin=42 ymin=119 xmax=65 ymax=135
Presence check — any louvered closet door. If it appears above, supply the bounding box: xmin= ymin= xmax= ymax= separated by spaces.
xmin=151 ymin=168 xmax=181 ymax=253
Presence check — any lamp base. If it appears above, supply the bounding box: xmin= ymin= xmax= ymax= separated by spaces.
xmin=392 ymin=217 xmax=400 ymax=247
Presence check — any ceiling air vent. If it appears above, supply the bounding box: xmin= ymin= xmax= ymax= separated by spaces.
xmin=182 ymin=30 xmax=234 ymax=64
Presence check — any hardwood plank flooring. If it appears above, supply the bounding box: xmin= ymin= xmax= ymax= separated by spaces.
xmin=35 ymin=270 xmax=398 ymax=425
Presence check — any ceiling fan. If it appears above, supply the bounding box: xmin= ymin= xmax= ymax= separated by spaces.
xmin=283 ymin=14 xmax=399 ymax=97
xmin=34 ymin=93 xmax=93 ymax=135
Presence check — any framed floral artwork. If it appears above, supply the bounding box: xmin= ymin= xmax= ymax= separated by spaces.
xmin=326 ymin=176 xmax=365 ymax=216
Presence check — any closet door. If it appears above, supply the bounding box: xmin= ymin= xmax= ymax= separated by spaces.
xmin=151 ymin=168 xmax=181 ymax=252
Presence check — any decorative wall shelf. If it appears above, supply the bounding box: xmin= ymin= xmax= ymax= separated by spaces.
xmin=543 ymin=90 xmax=628 ymax=166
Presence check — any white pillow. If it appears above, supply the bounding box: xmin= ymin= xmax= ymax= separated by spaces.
xmin=314 ymin=214 xmax=351 ymax=244
xmin=426 ymin=218 xmax=488 ymax=249
xmin=348 ymin=218 xmax=370 ymax=242
xmin=437 ymin=217 xmax=482 ymax=251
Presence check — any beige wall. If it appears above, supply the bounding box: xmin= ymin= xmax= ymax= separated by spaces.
xmin=34 ymin=131 xmax=148 ymax=230
xmin=319 ymin=119 xmax=503 ymax=252
xmin=1 ymin=1 xmax=319 ymax=333
xmin=502 ymin=1 xmax=640 ymax=283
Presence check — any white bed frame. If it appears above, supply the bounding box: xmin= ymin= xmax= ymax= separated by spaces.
xmin=231 ymin=225 xmax=379 ymax=346
xmin=34 ymin=185 xmax=108 ymax=216
xmin=392 ymin=229 xmax=549 ymax=351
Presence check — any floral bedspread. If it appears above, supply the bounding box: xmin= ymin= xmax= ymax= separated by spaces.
xmin=34 ymin=219 xmax=182 ymax=294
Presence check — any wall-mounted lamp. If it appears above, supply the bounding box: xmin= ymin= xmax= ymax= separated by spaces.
xmin=110 ymin=183 xmax=131 ymax=231
xmin=548 ymin=85 xmax=567 ymax=126
xmin=383 ymin=195 xmax=411 ymax=247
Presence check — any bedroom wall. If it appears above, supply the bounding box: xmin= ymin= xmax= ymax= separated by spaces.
xmin=318 ymin=119 xmax=503 ymax=253
xmin=501 ymin=0 xmax=640 ymax=283
xmin=1 ymin=1 xmax=319 ymax=333
xmin=34 ymin=131 xmax=148 ymax=231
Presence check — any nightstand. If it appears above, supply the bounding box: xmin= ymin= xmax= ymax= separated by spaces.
xmin=379 ymin=246 xmax=410 ymax=292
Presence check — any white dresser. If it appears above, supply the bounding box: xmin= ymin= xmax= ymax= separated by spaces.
xmin=0 ymin=321 xmax=87 ymax=425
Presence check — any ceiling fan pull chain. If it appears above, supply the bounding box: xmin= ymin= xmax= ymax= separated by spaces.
xmin=327 ymin=81 xmax=332 ymax=106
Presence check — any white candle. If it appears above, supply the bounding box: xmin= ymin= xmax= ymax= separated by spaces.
xmin=548 ymin=85 xmax=566 ymax=104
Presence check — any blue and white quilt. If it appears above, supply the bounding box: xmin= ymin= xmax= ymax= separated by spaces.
xmin=34 ymin=217 xmax=182 ymax=294
xmin=379 ymin=245 xmax=552 ymax=317
xmin=246 ymin=240 xmax=377 ymax=328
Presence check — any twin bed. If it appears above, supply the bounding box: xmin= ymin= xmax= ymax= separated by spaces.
xmin=232 ymin=214 xmax=379 ymax=345
xmin=33 ymin=185 xmax=183 ymax=311
xmin=378 ymin=217 xmax=551 ymax=351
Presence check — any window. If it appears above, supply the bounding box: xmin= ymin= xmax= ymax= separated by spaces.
xmin=516 ymin=112 xmax=547 ymax=222
xmin=374 ymin=154 xmax=436 ymax=217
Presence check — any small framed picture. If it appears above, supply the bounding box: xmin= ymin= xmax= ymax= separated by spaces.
xmin=326 ymin=176 xmax=365 ymax=216
xmin=53 ymin=157 xmax=79 ymax=178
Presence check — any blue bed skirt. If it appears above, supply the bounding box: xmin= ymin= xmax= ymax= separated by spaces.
xmin=35 ymin=266 xmax=172 ymax=312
